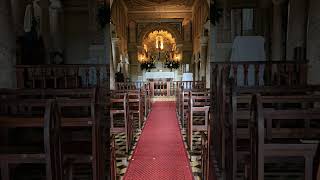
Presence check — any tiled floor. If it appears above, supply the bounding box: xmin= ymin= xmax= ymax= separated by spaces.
xmin=113 ymin=120 xmax=144 ymax=180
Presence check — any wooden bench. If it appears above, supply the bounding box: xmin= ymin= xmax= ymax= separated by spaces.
xmin=110 ymin=92 xmax=133 ymax=153
xmin=110 ymin=135 xmax=117 ymax=180
xmin=187 ymin=91 xmax=210 ymax=150
xmin=0 ymin=99 xmax=62 ymax=180
xmin=248 ymin=93 xmax=320 ymax=180
xmin=0 ymin=89 xmax=106 ymax=180
xmin=224 ymin=86 xmax=320 ymax=179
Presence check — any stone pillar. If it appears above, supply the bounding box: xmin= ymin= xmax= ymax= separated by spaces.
xmin=49 ymin=0 xmax=63 ymax=56
xmin=10 ymin=0 xmax=26 ymax=36
xmin=183 ymin=19 xmax=192 ymax=42
xmin=286 ymin=0 xmax=307 ymax=60
xmin=194 ymin=59 xmax=199 ymax=81
xmin=111 ymin=38 xmax=120 ymax=88
xmin=307 ymin=0 xmax=320 ymax=84
xmin=272 ymin=0 xmax=285 ymax=61
xmin=0 ymin=0 xmax=16 ymax=88
xmin=112 ymin=38 xmax=120 ymax=71
xmin=129 ymin=21 xmax=136 ymax=43
xmin=39 ymin=0 xmax=52 ymax=64
xmin=200 ymin=36 xmax=208 ymax=81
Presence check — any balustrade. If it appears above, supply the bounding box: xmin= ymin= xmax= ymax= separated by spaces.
xmin=16 ymin=64 xmax=110 ymax=88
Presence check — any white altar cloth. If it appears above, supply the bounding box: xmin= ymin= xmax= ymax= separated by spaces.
xmin=145 ymin=72 xmax=175 ymax=79
xmin=230 ymin=36 xmax=266 ymax=86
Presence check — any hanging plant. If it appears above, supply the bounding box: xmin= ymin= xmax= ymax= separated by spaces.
xmin=211 ymin=1 xmax=223 ymax=25
xmin=96 ymin=1 xmax=109 ymax=29
xmin=140 ymin=61 xmax=156 ymax=71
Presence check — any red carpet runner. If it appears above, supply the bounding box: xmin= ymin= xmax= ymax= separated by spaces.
xmin=124 ymin=102 xmax=193 ymax=180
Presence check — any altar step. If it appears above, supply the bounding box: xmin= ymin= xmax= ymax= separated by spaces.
xmin=151 ymin=96 xmax=176 ymax=102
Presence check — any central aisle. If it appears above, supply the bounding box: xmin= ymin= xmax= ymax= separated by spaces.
xmin=124 ymin=102 xmax=193 ymax=180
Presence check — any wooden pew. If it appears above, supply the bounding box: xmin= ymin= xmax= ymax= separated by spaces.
xmin=226 ymin=86 xmax=320 ymax=180
xmin=0 ymin=99 xmax=63 ymax=180
xmin=209 ymin=59 xmax=316 ymax=180
xmin=187 ymin=91 xmax=210 ymax=150
xmin=110 ymin=135 xmax=117 ymax=180
xmin=181 ymin=88 xmax=191 ymax=129
xmin=110 ymin=92 xmax=133 ymax=153
xmin=249 ymin=93 xmax=320 ymax=180
xmin=201 ymin=130 xmax=210 ymax=180
xmin=127 ymin=90 xmax=144 ymax=129
xmin=0 ymin=89 xmax=106 ymax=180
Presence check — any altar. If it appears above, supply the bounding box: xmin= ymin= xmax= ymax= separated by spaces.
xmin=145 ymin=71 xmax=175 ymax=80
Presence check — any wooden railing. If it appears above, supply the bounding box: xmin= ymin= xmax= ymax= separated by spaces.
xmin=116 ymin=81 xmax=206 ymax=97
xmin=211 ymin=61 xmax=308 ymax=87
xmin=16 ymin=64 xmax=110 ymax=88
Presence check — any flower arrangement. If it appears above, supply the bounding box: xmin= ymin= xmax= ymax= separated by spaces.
xmin=165 ymin=60 xmax=180 ymax=69
xmin=140 ymin=61 xmax=156 ymax=71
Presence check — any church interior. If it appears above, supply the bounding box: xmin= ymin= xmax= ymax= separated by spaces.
xmin=0 ymin=0 xmax=320 ymax=180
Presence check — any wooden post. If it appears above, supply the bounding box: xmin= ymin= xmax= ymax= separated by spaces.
xmin=1 ymin=161 xmax=9 ymax=180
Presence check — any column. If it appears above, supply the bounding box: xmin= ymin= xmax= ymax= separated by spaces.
xmin=307 ymin=0 xmax=320 ymax=84
xmin=0 ymin=0 xmax=16 ymax=88
xmin=129 ymin=21 xmax=136 ymax=43
xmin=49 ymin=0 xmax=63 ymax=57
xmin=286 ymin=0 xmax=307 ymax=60
xmin=110 ymin=37 xmax=120 ymax=89
xmin=112 ymin=38 xmax=120 ymax=71
xmin=39 ymin=0 xmax=52 ymax=64
xmin=194 ymin=59 xmax=199 ymax=81
xmin=10 ymin=0 xmax=26 ymax=36
xmin=104 ymin=22 xmax=114 ymax=90
xmin=272 ymin=0 xmax=285 ymax=61
xmin=200 ymin=36 xmax=208 ymax=82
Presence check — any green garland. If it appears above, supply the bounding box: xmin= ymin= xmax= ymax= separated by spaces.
xmin=211 ymin=1 xmax=223 ymax=25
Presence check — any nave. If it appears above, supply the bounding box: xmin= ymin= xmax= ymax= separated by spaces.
xmin=123 ymin=102 xmax=193 ymax=180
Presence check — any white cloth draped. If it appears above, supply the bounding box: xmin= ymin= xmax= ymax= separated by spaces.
xmin=182 ymin=73 xmax=193 ymax=89
xmin=230 ymin=36 xmax=266 ymax=86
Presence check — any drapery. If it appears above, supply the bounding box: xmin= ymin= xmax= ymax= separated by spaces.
xmin=230 ymin=36 xmax=266 ymax=86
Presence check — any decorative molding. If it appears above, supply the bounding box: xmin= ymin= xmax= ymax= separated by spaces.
xmin=137 ymin=22 xmax=183 ymax=44
xmin=123 ymin=0 xmax=195 ymax=12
